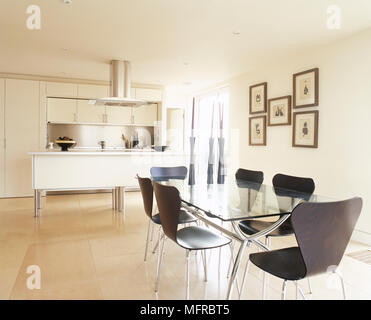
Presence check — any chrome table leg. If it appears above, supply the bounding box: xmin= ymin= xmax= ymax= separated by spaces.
xmin=34 ymin=189 xmax=42 ymax=217
xmin=227 ymin=241 xmax=234 ymax=278
xmin=112 ymin=188 xmax=116 ymax=209
xmin=122 ymin=187 xmax=126 ymax=217
xmin=34 ymin=189 xmax=39 ymax=217
xmin=239 ymin=258 xmax=250 ymax=300
xmin=114 ymin=187 xmax=119 ymax=211
xmin=226 ymin=240 xmax=247 ymax=300
xmin=118 ymin=187 xmax=123 ymax=212
xmin=37 ymin=191 xmax=42 ymax=210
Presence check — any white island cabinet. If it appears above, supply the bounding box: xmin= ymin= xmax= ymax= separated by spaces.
xmin=29 ymin=151 xmax=186 ymax=216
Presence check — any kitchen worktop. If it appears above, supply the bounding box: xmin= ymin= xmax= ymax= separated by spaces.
xmin=29 ymin=150 xmax=185 ymax=156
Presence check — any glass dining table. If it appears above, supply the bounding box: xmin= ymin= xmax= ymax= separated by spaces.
xmin=163 ymin=176 xmax=334 ymax=300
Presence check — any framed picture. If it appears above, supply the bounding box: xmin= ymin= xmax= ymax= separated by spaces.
xmin=293 ymin=68 xmax=319 ymax=108
xmin=292 ymin=110 xmax=319 ymax=148
xmin=249 ymin=82 xmax=267 ymax=114
xmin=249 ymin=115 xmax=266 ymax=146
xmin=268 ymin=95 xmax=291 ymax=126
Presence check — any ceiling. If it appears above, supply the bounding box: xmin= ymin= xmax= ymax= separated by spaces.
xmin=0 ymin=0 xmax=371 ymax=91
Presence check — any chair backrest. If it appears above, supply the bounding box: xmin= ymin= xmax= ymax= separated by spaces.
xmin=137 ymin=175 xmax=154 ymax=219
xmin=235 ymin=168 xmax=264 ymax=184
xmin=273 ymin=173 xmax=315 ymax=195
xmin=150 ymin=166 xmax=188 ymax=181
xmin=291 ymin=197 xmax=362 ymax=277
xmin=153 ymin=181 xmax=181 ymax=243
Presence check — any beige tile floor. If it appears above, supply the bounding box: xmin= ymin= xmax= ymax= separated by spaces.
xmin=0 ymin=192 xmax=370 ymax=300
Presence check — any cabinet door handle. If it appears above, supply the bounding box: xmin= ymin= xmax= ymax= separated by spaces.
xmin=73 ymin=113 xmax=77 ymax=122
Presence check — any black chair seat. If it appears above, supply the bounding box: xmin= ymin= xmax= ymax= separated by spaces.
xmin=151 ymin=210 xmax=196 ymax=225
xmin=238 ymin=218 xmax=294 ymax=237
xmin=176 ymin=226 xmax=231 ymax=250
xmin=250 ymin=247 xmax=306 ymax=281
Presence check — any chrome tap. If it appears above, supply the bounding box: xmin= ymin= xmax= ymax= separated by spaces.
xmin=98 ymin=140 xmax=106 ymax=150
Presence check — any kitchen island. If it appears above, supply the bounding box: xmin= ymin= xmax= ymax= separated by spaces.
xmin=29 ymin=150 xmax=186 ymax=217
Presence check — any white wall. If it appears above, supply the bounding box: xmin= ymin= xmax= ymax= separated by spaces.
xmin=162 ymin=86 xmax=188 ymax=146
xmin=227 ymin=28 xmax=371 ymax=242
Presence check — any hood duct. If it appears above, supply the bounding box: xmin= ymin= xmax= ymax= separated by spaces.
xmin=92 ymin=60 xmax=147 ymax=107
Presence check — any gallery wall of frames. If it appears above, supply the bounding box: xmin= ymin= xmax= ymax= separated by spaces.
xmin=249 ymin=68 xmax=319 ymax=148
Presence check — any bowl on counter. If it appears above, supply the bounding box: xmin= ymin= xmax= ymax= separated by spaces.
xmin=55 ymin=140 xmax=76 ymax=151
xmin=152 ymin=146 xmax=169 ymax=152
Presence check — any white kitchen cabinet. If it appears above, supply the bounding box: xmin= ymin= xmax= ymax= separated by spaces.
xmin=0 ymin=79 xmax=4 ymax=197
xmin=135 ymin=88 xmax=162 ymax=102
xmin=132 ymin=104 xmax=158 ymax=126
xmin=5 ymin=79 xmax=40 ymax=197
xmin=78 ymin=84 xmax=109 ymax=98
xmin=105 ymin=106 xmax=132 ymax=125
xmin=77 ymin=99 xmax=106 ymax=123
xmin=46 ymin=82 xmax=77 ymax=97
xmin=47 ymin=98 xmax=77 ymax=122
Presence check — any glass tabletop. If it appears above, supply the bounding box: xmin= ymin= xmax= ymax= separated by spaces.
xmin=163 ymin=177 xmax=334 ymax=222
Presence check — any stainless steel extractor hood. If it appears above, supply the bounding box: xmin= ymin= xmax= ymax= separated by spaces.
xmin=92 ymin=60 xmax=147 ymax=107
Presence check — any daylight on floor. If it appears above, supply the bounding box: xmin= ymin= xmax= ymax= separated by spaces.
xmin=0 ymin=0 xmax=370 ymax=307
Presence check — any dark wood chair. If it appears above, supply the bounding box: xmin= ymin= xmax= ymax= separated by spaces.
xmin=239 ymin=173 xmax=315 ymax=239
xmin=153 ymin=181 xmax=231 ymax=299
xmin=247 ymin=197 xmax=362 ymax=300
xmin=238 ymin=173 xmax=315 ymax=298
xmin=137 ymin=175 xmax=196 ymax=262
xmin=149 ymin=166 xmax=193 ymax=256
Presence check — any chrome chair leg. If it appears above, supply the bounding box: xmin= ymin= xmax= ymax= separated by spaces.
xmin=150 ymin=218 xmax=155 ymax=242
xmin=335 ymin=270 xmax=347 ymax=300
xmin=262 ymin=236 xmax=270 ymax=300
xmin=144 ymin=219 xmax=151 ymax=261
xmin=186 ymin=250 xmax=191 ymax=300
xmin=307 ymin=278 xmax=313 ymax=294
xmin=281 ymin=280 xmax=287 ymax=300
xmin=298 ymin=283 xmax=306 ymax=300
xmin=152 ymin=225 xmax=162 ymax=253
xmin=201 ymin=250 xmax=207 ymax=282
xmin=218 ymin=221 xmax=224 ymax=275
xmin=295 ymin=281 xmax=299 ymax=300
xmin=218 ymin=246 xmax=222 ymax=275
xmin=155 ymin=231 xmax=166 ymax=293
